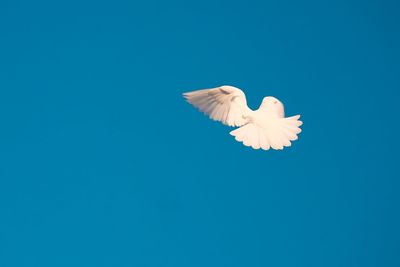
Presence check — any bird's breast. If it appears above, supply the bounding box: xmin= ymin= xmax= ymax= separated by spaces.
xmin=252 ymin=109 xmax=280 ymax=127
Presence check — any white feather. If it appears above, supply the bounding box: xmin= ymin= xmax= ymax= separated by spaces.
xmin=184 ymin=86 xmax=303 ymax=151
xmin=183 ymin=86 xmax=252 ymax=127
xmin=230 ymin=116 xmax=302 ymax=151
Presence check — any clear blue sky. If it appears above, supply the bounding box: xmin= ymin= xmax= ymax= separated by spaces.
xmin=0 ymin=0 xmax=399 ymax=266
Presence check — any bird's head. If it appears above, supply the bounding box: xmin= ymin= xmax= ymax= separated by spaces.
xmin=260 ymin=96 xmax=285 ymax=117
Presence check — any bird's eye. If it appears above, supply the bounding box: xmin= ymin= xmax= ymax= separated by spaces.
xmin=273 ymin=100 xmax=278 ymax=104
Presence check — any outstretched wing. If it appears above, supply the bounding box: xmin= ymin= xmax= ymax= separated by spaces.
xmin=183 ymin=86 xmax=252 ymax=127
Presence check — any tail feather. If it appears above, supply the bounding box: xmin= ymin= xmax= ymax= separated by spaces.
xmin=230 ymin=124 xmax=261 ymax=150
xmin=229 ymin=116 xmax=302 ymax=151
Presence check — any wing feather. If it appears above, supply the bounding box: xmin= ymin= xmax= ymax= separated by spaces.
xmin=183 ymin=86 xmax=252 ymax=127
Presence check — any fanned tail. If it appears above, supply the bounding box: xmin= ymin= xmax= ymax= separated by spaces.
xmin=229 ymin=115 xmax=302 ymax=150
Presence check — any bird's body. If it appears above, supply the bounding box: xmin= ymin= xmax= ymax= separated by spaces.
xmin=183 ymin=85 xmax=303 ymax=150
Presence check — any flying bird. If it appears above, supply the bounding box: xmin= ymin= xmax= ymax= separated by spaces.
xmin=183 ymin=85 xmax=303 ymax=150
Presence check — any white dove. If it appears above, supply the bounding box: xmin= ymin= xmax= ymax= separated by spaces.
xmin=183 ymin=85 xmax=303 ymax=150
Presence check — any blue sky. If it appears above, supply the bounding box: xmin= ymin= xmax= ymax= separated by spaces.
xmin=0 ymin=0 xmax=399 ymax=266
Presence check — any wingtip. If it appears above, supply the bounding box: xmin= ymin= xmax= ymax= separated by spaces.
xmin=182 ymin=92 xmax=192 ymax=101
